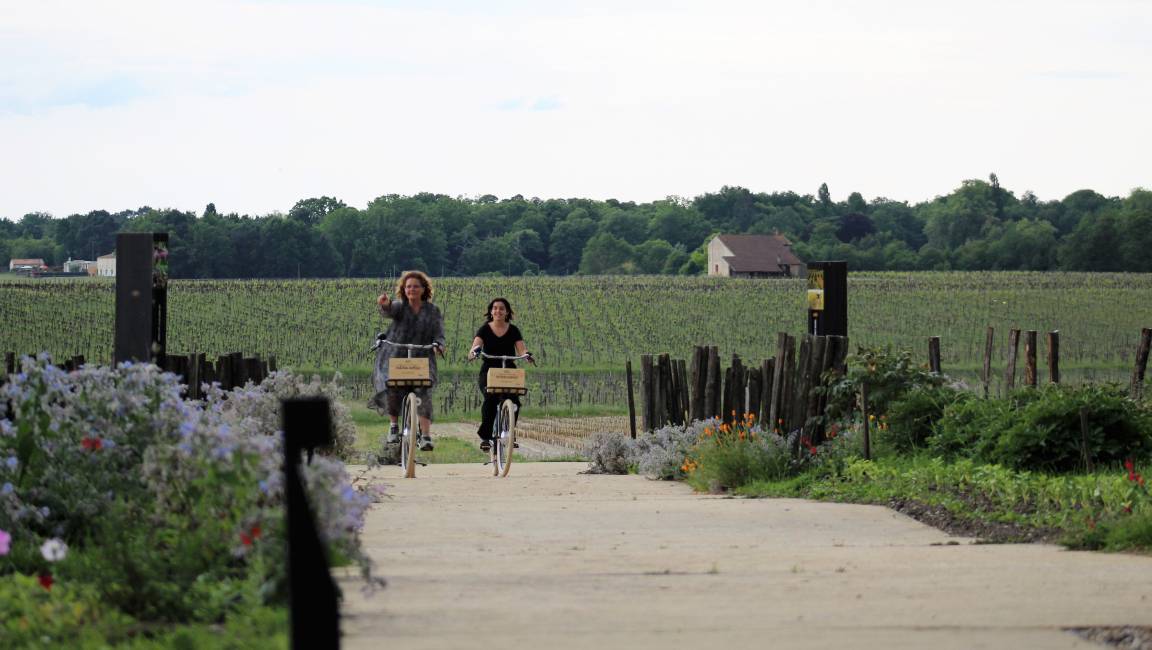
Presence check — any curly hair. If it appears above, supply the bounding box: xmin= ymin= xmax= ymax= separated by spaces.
xmin=395 ymin=270 xmax=434 ymax=303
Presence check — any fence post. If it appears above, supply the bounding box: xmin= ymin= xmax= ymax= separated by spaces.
xmin=705 ymin=346 xmax=720 ymax=419
xmin=1004 ymin=329 xmax=1020 ymax=393
xmin=626 ymin=359 xmax=637 ymax=439
xmin=1025 ymin=330 xmax=1038 ymax=387
xmin=640 ymin=355 xmax=653 ymax=431
xmin=1132 ymin=328 xmax=1152 ymax=400
xmin=982 ymin=326 xmax=994 ymax=399
xmin=281 ymin=398 xmax=340 ymax=649
xmin=759 ymin=358 xmax=774 ymax=427
xmin=928 ymin=336 xmax=941 ymax=374
xmin=1047 ymin=330 xmax=1060 ymax=384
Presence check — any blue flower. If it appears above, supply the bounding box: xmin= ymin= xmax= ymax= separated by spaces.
xmin=1 ymin=483 xmax=13 ymax=495
xmin=4 ymin=457 xmax=16 ymax=470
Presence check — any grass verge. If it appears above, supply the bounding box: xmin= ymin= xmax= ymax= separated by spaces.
xmin=731 ymin=455 xmax=1152 ymax=552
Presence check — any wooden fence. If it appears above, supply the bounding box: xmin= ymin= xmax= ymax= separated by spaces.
xmin=3 ymin=350 xmax=276 ymax=399
xmin=639 ymin=334 xmax=849 ymax=442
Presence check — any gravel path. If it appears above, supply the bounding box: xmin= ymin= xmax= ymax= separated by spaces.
xmin=337 ymin=462 xmax=1152 ymax=649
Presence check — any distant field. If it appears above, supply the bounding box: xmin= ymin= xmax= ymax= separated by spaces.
xmin=3 ymin=273 xmax=1150 ymax=379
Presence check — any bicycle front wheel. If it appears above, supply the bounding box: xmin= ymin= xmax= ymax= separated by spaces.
xmin=494 ymin=399 xmax=516 ymax=477
xmin=401 ymin=392 xmax=420 ymax=478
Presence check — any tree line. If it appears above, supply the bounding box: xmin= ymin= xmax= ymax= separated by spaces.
xmin=2 ymin=175 xmax=1150 ymax=278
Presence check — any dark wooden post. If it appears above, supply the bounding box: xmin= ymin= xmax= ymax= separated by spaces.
xmin=746 ymin=367 xmax=762 ymax=421
xmin=759 ymin=358 xmax=774 ymax=427
xmin=768 ymin=333 xmax=789 ymax=433
xmin=640 ymin=354 xmax=653 ymax=431
xmin=704 ymin=346 xmax=720 ymax=419
xmin=1024 ymin=330 xmax=1038 ymax=387
xmin=1132 ymin=328 xmax=1152 ymax=400
xmin=281 ymin=397 xmax=340 ymax=649
xmin=1047 ymin=330 xmax=1060 ymax=384
xmin=625 ymin=360 xmax=637 ymax=439
xmin=114 ymin=232 xmax=168 ymax=365
xmin=928 ymin=336 xmax=941 ymax=374
xmin=1004 ymin=329 xmax=1020 ymax=393
xmin=688 ymin=346 xmax=704 ymax=422
xmin=4 ymin=352 xmax=15 ymax=376
xmin=982 ymin=326 xmax=995 ymax=399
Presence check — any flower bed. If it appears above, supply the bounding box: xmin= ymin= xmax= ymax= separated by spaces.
xmin=0 ymin=355 xmax=379 ymax=645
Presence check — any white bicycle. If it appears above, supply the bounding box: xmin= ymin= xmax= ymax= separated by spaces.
xmin=371 ymin=335 xmax=440 ymax=478
xmin=472 ymin=350 xmax=534 ymax=477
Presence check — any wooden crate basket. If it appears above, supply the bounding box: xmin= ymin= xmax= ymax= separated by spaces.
xmin=486 ymin=367 xmax=527 ymax=395
xmin=387 ymin=358 xmax=432 ymax=388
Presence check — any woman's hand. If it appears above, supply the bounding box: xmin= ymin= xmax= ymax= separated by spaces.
xmin=377 ymin=293 xmax=389 ymax=307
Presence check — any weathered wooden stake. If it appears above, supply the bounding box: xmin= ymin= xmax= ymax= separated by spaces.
xmin=625 ymin=359 xmax=637 ymax=439
xmin=928 ymin=336 xmax=941 ymax=374
xmin=1047 ymin=330 xmax=1060 ymax=384
xmin=982 ymin=326 xmax=995 ymax=399
xmin=1132 ymin=328 xmax=1152 ymax=400
xmin=1004 ymin=329 xmax=1020 ymax=393
xmin=1025 ymin=330 xmax=1038 ymax=387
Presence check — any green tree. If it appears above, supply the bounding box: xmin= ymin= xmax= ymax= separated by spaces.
xmin=633 ymin=239 xmax=675 ymax=274
xmin=289 ymin=196 xmax=347 ymax=227
xmin=548 ymin=210 xmax=598 ymax=274
xmin=578 ymin=233 xmax=634 ymax=274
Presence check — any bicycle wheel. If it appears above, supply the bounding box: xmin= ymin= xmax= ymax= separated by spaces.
xmin=401 ymin=391 xmax=419 ymax=478
xmin=494 ymin=399 xmax=516 ymax=477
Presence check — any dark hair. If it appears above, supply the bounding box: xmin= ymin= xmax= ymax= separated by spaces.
xmin=395 ymin=270 xmax=433 ymax=303
xmin=485 ymin=297 xmax=514 ymax=322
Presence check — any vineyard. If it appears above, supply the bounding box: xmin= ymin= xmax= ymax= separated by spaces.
xmin=3 ymin=273 xmax=1151 ymax=403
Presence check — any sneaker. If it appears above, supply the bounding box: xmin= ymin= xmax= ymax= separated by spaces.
xmin=385 ymin=424 xmax=400 ymax=445
xmin=419 ymin=435 xmax=434 ymax=452
xmin=479 ymin=439 xmax=492 ymax=452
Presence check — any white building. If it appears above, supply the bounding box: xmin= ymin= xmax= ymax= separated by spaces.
xmin=96 ymin=252 xmax=117 ymax=277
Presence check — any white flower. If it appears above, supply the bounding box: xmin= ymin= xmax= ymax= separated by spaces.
xmin=40 ymin=538 xmax=68 ymax=562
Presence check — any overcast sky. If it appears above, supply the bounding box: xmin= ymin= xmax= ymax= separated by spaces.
xmin=1 ymin=0 xmax=1149 ymax=220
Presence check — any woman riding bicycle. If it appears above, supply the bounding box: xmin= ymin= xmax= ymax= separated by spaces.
xmin=467 ymin=297 xmax=533 ymax=452
xmin=371 ymin=270 xmax=445 ymax=452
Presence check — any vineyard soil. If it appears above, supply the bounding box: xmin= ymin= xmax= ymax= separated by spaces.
xmin=338 ymin=462 xmax=1152 ymax=649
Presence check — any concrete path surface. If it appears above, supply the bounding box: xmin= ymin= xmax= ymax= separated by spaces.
xmin=337 ymin=462 xmax=1152 ymax=649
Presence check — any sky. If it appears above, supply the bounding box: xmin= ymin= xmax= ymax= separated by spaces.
xmin=1 ymin=0 xmax=1149 ymax=220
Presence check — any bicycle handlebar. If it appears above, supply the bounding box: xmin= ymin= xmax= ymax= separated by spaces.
xmin=468 ymin=349 xmax=536 ymax=364
xmin=370 ymin=334 xmax=443 ymax=354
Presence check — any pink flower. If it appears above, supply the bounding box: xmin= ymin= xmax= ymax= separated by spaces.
xmin=0 ymin=529 xmax=10 ymax=556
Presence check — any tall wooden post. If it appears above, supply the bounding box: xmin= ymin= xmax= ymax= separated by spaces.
xmin=1132 ymin=328 xmax=1152 ymax=400
xmin=1047 ymin=330 xmax=1060 ymax=384
xmin=928 ymin=336 xmax=941 ymax=374
xmin=982 ymin=326 xmax=995 ymax=399
xmin=1004 ymin=329 xmax=1020 ymax=393
xmin=114 ymin=233 xmax=168 ymax=365
xmin=625 ymin=360 xmax=637 ymax=439
xmin=1025 ymin=330 xmax=1038 ymax=387
xmin=281 ymin=397 xmax=340 ymax=649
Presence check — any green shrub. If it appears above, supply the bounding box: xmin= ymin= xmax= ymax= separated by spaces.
xmin=931 ymin=384 xmax=1152 ymax=472
xmin=883 ymin=385 xmax=971 ymax=453
xmin=823 ymin=346 xmax=946 ymax=422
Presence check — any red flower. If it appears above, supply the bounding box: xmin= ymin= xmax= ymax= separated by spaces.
xmin=81 ymin=437 xmax=103 ymax=452
xmin=250 ymin=525 xmax=262 ymax=540
xmin=38 ymin=573 xmax=53 ymax=591
xmin=1125 ymin=459 xmax=1135 ymax=473
xmin=240 ymin=532 xmax=253 ymax=547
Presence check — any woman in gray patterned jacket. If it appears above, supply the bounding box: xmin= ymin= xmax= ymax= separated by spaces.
xmin=371 ymin=270 xmax=446 ymax=451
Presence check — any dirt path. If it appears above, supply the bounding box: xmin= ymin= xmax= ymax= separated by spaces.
xmin=338 ymin=462 xmax=1152 ymax=649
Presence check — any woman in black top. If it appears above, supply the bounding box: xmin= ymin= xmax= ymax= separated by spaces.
xmin=467 ymin=297 xmax=532 ymax=451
